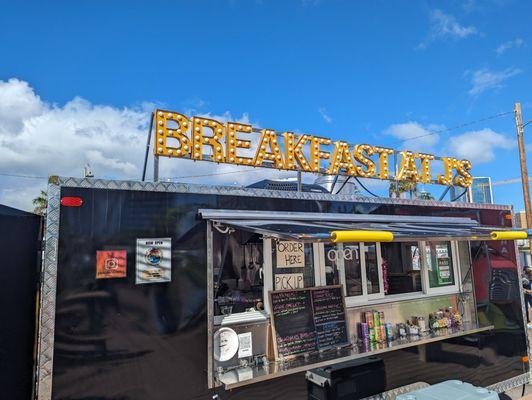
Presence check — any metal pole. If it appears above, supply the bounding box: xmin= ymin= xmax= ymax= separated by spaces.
xmin=297 ymin=170 xmax=302 ymax=192
xmin=153 ymin=155 xmax=159 ymax=182
xmin=393 ymin=150 xmax=400 ymax=198
xmin=515 ymin=102 xmax=532 ymax=237
xmin=141 ymin=112 xmax=154 ymax=181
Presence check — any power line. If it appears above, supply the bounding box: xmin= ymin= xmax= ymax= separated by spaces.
xmin=335 ymin=176 xmax=352 ymax=194
xmin=451 ymin=189 xmax=468 ymax=202
xmin=394 ymin=111 xmax=514 ymax=144
xmin=353 ymin=177 xmax=379 ymax=197
xmin=0 ymin=172 xmax=48 ymax=180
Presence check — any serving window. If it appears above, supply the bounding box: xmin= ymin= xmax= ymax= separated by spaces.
xmin=212 ymin=230 xmax=266 ymax=318
xmin=381 ymin=242 xmax=423 ymax=295
xmin=222 ymin=237 xmax=465 ymax=316
xmin=263 ymin=239 xmax=462 ymax=308
xmin=210 ymin=228 xmax=462 ymax=322
xmin=204 ymin=210 xmax=492 ymax=389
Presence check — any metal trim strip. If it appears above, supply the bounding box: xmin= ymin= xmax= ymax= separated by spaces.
xmin=36 ymin=180 xmax=61 ymax=400
xmin=49 ymin=176 xmax=512 ymax=211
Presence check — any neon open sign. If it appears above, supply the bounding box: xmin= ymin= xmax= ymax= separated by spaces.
xmin=153 ymin=109 xmax=473 ymax=188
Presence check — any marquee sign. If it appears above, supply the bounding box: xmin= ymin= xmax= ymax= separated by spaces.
xmin=153 ymin=109 xmax=473 ymax=188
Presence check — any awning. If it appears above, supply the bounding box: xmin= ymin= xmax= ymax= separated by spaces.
xmin=199 ymin=209 xmax=529 ymax=242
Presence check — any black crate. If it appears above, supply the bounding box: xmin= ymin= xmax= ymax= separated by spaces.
xmin=306 ymin=357 xmax=386 ymax=400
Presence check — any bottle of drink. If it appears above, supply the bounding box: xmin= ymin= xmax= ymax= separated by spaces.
xmin=428 ymin=313 xmax=435 ymax=330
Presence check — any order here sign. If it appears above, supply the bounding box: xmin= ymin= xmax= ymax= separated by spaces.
xmin=153 ymin=109 xmax=473 ymax=188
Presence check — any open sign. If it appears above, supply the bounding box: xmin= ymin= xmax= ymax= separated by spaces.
xmin=327 ymin=246 xmax=359 ymax=262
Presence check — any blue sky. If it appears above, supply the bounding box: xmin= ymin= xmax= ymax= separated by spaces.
xmin=0 ymin=0 xmax=531 ymax=210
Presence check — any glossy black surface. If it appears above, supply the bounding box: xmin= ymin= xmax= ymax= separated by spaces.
xmin=0 ymin=205 xmax=41 ymax=400
xmin=52 ymin=186 xmax=527 ymax=399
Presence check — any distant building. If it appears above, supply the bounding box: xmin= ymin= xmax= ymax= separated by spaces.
xmin=468 ymin=177 xmax=493 ymax=204
xmin=514 ymin=211 xmax=528 ymax=229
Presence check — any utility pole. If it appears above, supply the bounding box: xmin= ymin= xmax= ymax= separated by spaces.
xmin=515 ymin=102 xmax=532 ymax=235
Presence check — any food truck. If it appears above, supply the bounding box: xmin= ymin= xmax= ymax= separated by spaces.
xmin=32 ymin=110 xmax=531 ymax=399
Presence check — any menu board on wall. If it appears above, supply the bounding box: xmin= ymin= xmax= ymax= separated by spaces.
xmin=269 ymin=290 xmax=317 ymax=358
xmin=311 ymin=287 xmax=348 ymax=348
xmin=269 ymin=285 xmax=348 ymax=359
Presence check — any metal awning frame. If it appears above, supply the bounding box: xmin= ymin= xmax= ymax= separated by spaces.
xmin=202 ymin=209 xmax=529 ymax=243
xmin=199 ymin=209 xmax=480 ymax=225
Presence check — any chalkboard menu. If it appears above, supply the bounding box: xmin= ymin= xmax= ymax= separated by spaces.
xmin=269 ymin=285 xmax=348 ymax=359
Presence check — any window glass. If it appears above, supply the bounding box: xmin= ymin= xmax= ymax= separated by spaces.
xmin=381 ymin=242 xmax=422 ymax=295
xmin=364 ymin=243 xmax=381 ymax=295
xmin=272 ymin=241 xmax=315 ymax=290
xmin=213 ymin=231 xmax=264 ymax=315
xmin=324 ymin=243 xmax=341 ymax=286
xmin=344 ymin=244 xmax=363 ymax=297
xmin=426 ymin=241 xmax=455 ymax=288
xmin=324 ymin=243 xmax=363 ymax=296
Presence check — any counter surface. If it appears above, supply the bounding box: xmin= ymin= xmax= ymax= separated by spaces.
xmin=217 ymin=324 xmax=494 ymax=390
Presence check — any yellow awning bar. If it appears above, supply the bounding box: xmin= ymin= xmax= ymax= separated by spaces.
xmin=330 ymin=230 xmax=394 ymax=243
xmin=490 ymin=231 xmax=528 ymax=240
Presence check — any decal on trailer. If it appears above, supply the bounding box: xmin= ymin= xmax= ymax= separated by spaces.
xmin=96 ymin=250 xmax=127 ymax=279
xmin=136 ymin=238 xmax=172 ymax=284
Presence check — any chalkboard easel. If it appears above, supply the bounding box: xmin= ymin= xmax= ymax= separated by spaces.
xmin=269 ymin=285 xmax=349 ymax=360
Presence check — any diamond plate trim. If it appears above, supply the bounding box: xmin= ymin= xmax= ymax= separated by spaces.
xmin=52 ymin=176 xmax=512 ymax=211
xmin=487 ymin=372 xmax=530 ymax=393
xmin=36 ymin=181 xmax=60 ymax=400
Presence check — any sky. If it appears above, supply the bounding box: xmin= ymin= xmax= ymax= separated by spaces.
xmin=1 ymin=0 xmax=532 ymax=211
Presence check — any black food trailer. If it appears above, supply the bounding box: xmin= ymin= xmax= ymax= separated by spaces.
xmin=32 ymin=175 xmax=531 ymax=400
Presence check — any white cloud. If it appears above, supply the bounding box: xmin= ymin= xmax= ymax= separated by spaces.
xmin=0 ymin=79 xmax=44 ymax=134
xmin=447 ymin=128 xmax=515 ymax=163
xmin=0 ymin=78 xmax=289 ymax=212
xmin=383 ymin=122 xmax=442 ymax=153
xmin=318 ymin=107 xmax=332 ymax=124
xmin=418 ymin=9 xmax=477 ymax=48
xmin=496 ymin=38 xmax=524 ymax=56
xmin=467 ymin=67 xmax=521 ymax=95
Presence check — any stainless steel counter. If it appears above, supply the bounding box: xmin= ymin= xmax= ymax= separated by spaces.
xmin=216 ymin=324 xmax=494 ymax=390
